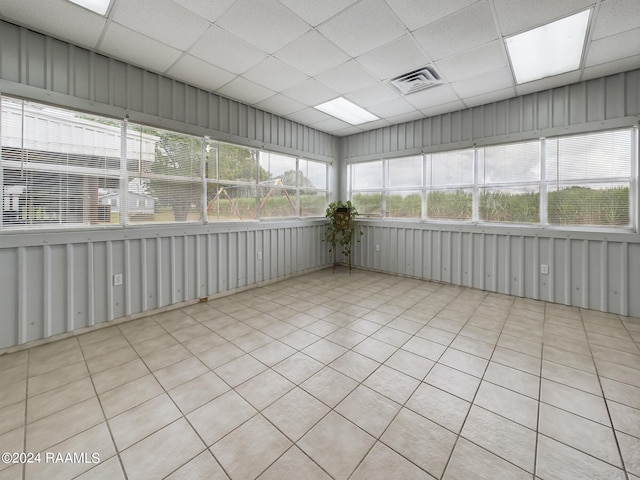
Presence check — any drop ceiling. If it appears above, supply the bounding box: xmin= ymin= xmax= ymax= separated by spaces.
xmin=0 ymin=0 xmax=638 ymax=136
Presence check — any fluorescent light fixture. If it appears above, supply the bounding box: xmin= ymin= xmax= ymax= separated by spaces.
xmin=314 ymin=97 xmax=379 ymax=125
xmin=505 ymin=9 xmax=591 ymax=84
xmin=67 ymin=0 xmax=112 ymax=15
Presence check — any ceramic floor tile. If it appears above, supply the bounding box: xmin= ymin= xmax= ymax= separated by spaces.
xmin=381 ymin=407 xmax=457 ymax=479
xmin=449 ymin=335 xmax=494 ymax=359
xmin=461 ymin=406 xmax=536 ymax=473
xmin=24 ymin=423 xmax=116 ymax=480
xmin=351 ymin=441 xmax=435 ymax=480
xmin=74 ymin=455 xmax=126 ymax=480
xmin=28 ymin=347 xmax=85 ymax=377
xmin=329 ymin=351 xmax=379 ymax=383
xmin=197 ymin=343 xmax=245 ymax=370
xmin=182 ymin=332 xmax=227 ymax=354
xmin=298 ymin=411 xmax=375 ymax=480
xmin=385 ymin=349 xmax=434 ymax=380
xmin=91 ymin=358 xmax=150 ymax=395
xmin=250 ymin=340 xmax=297 ymax=366
xmin=415 ymin=325 xmax=457 ymax=345
xmin=109 ymin=394 xmax=182 ymax=450
xmin=600 ymin=377 xmax=640 ymax=409
xmin=542 ymin=345 xmax=596 ymax=374
xmin=325 ymin=328 xmax=367 ymax=349
xmin=540 ymin=379 xmax=609 ymax=425
xmin=28 ymin=361 xmax=89 ymax=397
xmin=0 ymin=380 xmax=26 ymax=410
xmin=439 ymin=348 xmax=488 ymax=377
xmin=492 ymin=347 xmax=541 ymax=376
xmin=25 ymin=397 xmax=104 ymax=453
xmin=154 ymin=356 xmax=208 ymax=391
xmin=371 ymin=326 xmax=411 ymax=347
xmin=98 ymin=374 xmax=164 ymax=419
xmin=300 ymin=367 xmax=358 ymax=408
xmin=540 ymin=359 xmax=601 ymax=395
xmin=235 ymin=369 xmax=295 ymax=411
xmin=474 ymin=381 xmax=538 ymax=429
xmin=85 ymin=346 xmax=140 ymax=375
xmin=257 ymin=446 xmax=331 ymax=480
xmin=443 ymin=437 xmax=531 ymax=480
xmin=457 ymin=324 xmax=500 ymax=345
xmin=302 ymin=320 xmax=339 ymax=338
xmin=171 ymin=323 xmax=216 ymax=343
xmin=140 ymin=343 xmax=193 ymax=371
xmin=79 ymin=334 xmax=131 ymax=360
xmin=424 ymin=364 xmax=480 ymax=402
xmin=26 ymin=376 xmax=95 ymax=423
xmin=402 ymin=336 xmax=447 ymax=362
xmin=538 ymin=403 xmax=620 ymax=466
xmin=483 ymin=362 xmax=540 ymax=399
xmin=363 ymin=364 xmax=420 ymax=404
xmin=211 ymin=415 xmax=291 ymax=480
xmin=120 ymin=419 xmax=204 ymax=480
xmin=302 ymin=338 xmax=348 ymax=364
xmin=165 ymin=451 xmax=228 ymax=480
xmin=617 ymin=431 xmax=640 ymax=477
xmin=273 ymin=352 xmax=324 ymax=384
xmin=281 ymin=329 xmax=324 ymax=349
xmin=595 ymin=359 xmax=640 ymax=388
xmin=607 ymin=400 xmax=640 ymax=438
xmin=187 ymin=390 xmax=256 ymax=446
xmin=132 ymin=334 xmax=180 ymax=358
xmin=536 ymin=434 xmax=625 ymax=480
xmin=0 ymin=401 xmax=24 ymax=436
xmin=263 ymin=387 xmax=330 ymax=441
xmin=335 ymin=385 xmax=401 ymax=437
xmin=406 ymin=383 xmax=470 ymax=433
xmin=214 ymin=354 xmax=267 ymax=387
xmin=169 ymin=371 xmax=230 ymax=414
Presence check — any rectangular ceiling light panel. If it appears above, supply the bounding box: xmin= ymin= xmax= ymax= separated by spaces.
xmin=315 ymin=97 xmax=379 ymax=125
xmin=67 ymin=0 xmax=112 ymax=15
xmin=505 ymin=9 xmax=591 ymax=84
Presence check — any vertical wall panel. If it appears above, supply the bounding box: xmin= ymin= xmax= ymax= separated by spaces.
xmin=143 ymin=71 xmax=159 ymax=116
xmin=605 ymin=73 xmax=626 ymax=119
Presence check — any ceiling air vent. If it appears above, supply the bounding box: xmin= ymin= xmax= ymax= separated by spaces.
xmin=389 ymin=65 xmax=442 ymax=95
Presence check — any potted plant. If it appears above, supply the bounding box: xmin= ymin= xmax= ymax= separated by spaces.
xmin=324 ymin=200 xmax=363 ymax=272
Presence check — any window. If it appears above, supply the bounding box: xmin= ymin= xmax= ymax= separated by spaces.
xmin=479 ymin=141 xmax=540 ymax=224
xmin=350 ymin=161 xmax=382 ymax=216
xmin=206 ymin=141 xmax=259 ymax=221
xmin=427 ymin=149 xmax=474 ymax=220
xmin=0 ymin=95 xmax=330 ymax=230
xmin=348 ymin=127 xmax=637 ymax=231
xmin=546 ymin=129 xmax=633 ymax=227
xmin=1 ymin=97 xmax=121 ymax=227
xmin=127 ymin=124 xmax=203 ymax=224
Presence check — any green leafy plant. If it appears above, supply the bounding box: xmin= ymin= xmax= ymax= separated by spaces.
xmin=324 ymin=200 xmax=363 ymax=259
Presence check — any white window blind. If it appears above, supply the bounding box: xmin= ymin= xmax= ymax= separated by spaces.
xmin=1 ymin=97 xmax=121 ymax=228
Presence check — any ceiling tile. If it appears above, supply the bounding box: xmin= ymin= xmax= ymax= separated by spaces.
xmin=317 ymin=0 xmax=407 ymax=57
xmin=310 ymin=117 xmax=353 ymax=133
xmin=257 ymin=94 xmax=306 ymax=116
xmin=463 ymin=87 xmax=516 ymax=108
xmin=171 ymin=0 xmax=236 ymax=23
xmin=451 ymin=66 xmax=514 ymax=98
xmin=281 ymin=79 xmax=339 ymax=106
xmin=278 ymin=0 xmax=357 ymax=27
xmin=113 ymin=0 xmax=209 ymax=51
xmin=385 ymin=0 xmax=477 ymax=32
xmin=0 ymin=0 xmax=106 ymax=48
xmin=345 ymin=82 xmax=401 ymax=107
xmin=592 ymin=0 xmax=640 ymax=40
xmin=243 ymin=57 xmax=308 ymax=93
xmin=514 ymin=71 xmax=582 ymax=96
xmin=356 ymin=35 xmax=431 ymax=80
xmin=216 ymin=0 xmax=310 ymax=54
xmin=166 ymin=55 xmax=235 ymax=92
xmin=586 ymin=28 xmax=640 ymax=67
xmin=582 ymin=55 xmax=640 ymax=81
xmin=493 ymin=0 xmax=594 ymax=35
xmin=367 ymin=98 xmax=416 ymax=117
xmin=217 ymin=77 xmax=276 ymax=104
xmin=315 ymin=60 xmax=379 ymax=94
xmin=420 ymin=100 xmax=465 ymax=118
xmin=435 ymin=40 xmax=508 ymax=83
xmin=413 ymin=0 xmax=498 ymax=61
xmin=189 ymin=26 xmax=267 ymax=75
xmin=387 ymin=110 xmax=425 ymax=125
xmin=275 ymin=30 xmax=350 ymax=77
xmin=100 ymin=23 xmax=182 ymax=72
xmin=286 ymin=107 xmax=334 ymax=125
xmin=403 ymin=85 xmax=460 ymax=109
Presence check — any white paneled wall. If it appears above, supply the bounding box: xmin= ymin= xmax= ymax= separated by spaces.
xmin=0 ymin=222 xmax=329 ymax=349
xmin=353 ymin=222 xmax=640 ymax=318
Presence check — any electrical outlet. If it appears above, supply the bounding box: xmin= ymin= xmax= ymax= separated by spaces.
xmin=375 ymin=244 xmax=381 ymax=252
xmin=113 ymin=273 xmax=123 ymax=286
xmin=257 ymin=251 xmax=262 ymax=260
xmin=540 ymin=264 xmax=549 ymax=275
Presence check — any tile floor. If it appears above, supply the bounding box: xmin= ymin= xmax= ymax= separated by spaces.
xmin=1 ymin=268 xmax=640 ymax=480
